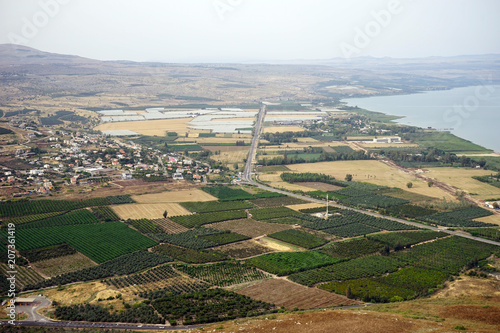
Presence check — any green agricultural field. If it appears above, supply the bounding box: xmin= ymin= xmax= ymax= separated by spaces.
xmin=175 ymin=261 xmax=269 ymax=287
xmin=180 ymin=200 xmax=254 ymax=213
xmin=408 ymin=131 xmax=491 ymax=153
xmin=320 ymin=238 xmax=385 ymax=259
xmin=0 ymin=222 xmax=157 ymax=263
xmin=152 ymin=243 xmax=228 ymax=264
xmin=170 ymin=210 xmax=247 ymax=228
xmin=268 ymin=229 xmax=327 ymax=249
xmin=249 ymin=207 xmax=298 ymax=220
xmin=246 ymin=251 xmax=341 ymax=276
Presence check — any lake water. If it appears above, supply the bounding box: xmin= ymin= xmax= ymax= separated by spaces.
xmin=342 ymin=85 xmax=500 ymax=153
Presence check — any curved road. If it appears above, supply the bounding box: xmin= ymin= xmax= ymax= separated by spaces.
xmin=242 ymin=103 xmax=500 ymax=247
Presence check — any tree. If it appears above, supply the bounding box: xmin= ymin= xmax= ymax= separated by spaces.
xmin=427 ymin=181 xmax=434 ymax=187
xmin=163 ymin=210 xmax=168 ymax=218
xmin=233 ymin=163 xmax=239 ymax=170
xmin=345 ymin=174 xmax=353 ymax=182
xmin=406 ymin=182 xmax=413 ymax=188
xmin=346 ymin=285 xmax=353 ymax=299
xmin=493 ymin=202 xmax=499 ymax=209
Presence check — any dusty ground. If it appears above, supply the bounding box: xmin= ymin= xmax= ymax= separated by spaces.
xmin=31 ymin=252 xmax=97 ymax=277
xmin=286 ymin=161 xmax=456 ymax=199
xmin=131 ymin=188 xmax=217 ymax=203
xmin=207 ymin=218 xmax=292 ymax=238
xmin=235 ymin=279 xmax=360 ymax=310
xmin=426 ymin=167 xmax=500 ymax=201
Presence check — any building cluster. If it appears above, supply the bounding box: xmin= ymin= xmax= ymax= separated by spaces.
xmin=0 ymin=129 xmax=210 ymax=198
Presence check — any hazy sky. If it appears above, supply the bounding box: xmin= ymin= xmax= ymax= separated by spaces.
xmin=1 ymin=0 xmax=499 ymax=62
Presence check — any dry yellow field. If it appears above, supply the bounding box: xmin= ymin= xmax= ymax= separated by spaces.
xmin=426 ymin=167 xmax=500 ymax=200
xmin=210 ymin=148 xmax=250 ymax=168
xmin=132 ymin=189 xmax=217 ymax=203
xmin=263 ymin=126 xmax=305 ymax=133
xmin=287 ymin=203 xmax=325 ymax=211
xmin=255 ymin=236 xmax=304 ymax=252
xmin=95 ymin=118 xmax=202 ymax=136
xmin=475 ymin=213 xmax=500 ymax=226
xmin=347 ymin=136 xmax=376 ymax=140
xmin=112 ymin=203 xmax=191 ymax=219
xmin=286 ymin=161 xmax=454 ymax=199
xmin=296 ymin=137 xmax=319 ymax=143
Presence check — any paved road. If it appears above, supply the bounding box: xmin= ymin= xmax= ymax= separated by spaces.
xmin=242 ymin=103 xmax=266 ymax=183
xmin=0 ymin=320 xmax=202 ymax=331
xmin=241 ymin=103 xmax=500 ymax=248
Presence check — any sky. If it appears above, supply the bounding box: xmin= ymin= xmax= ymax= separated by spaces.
xmin=1 ymin=0 xmax=499 ymax=63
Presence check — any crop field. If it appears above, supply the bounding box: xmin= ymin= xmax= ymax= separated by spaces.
xmin=152 ymin=243 xmax=228 ymax=263
xmin=384 ymin=204 xmax=437 ymax=219
xmin=268 ymin=229 xmax=327 ymax=249
xmin=3 ymin=211 xmax=65 ymax=226
xmin=180 ymin=200 xmax=254 ymax=213
xmin=207 ymin=218 xmax=292 ymax=238
xmin=319 ymin=267 xmax=449 ymax=303
xmin=201 ymin=232 xmax=250 ymax=245
xmin=285 ymin=161 xmax=454 ymax=199
xmin=170 ymin=210 xmax=247 ymax=228
xmin=236 ymin=279 xmax=360 ymax=309
xmin=0 ymin=263 xmax=44 ymax=289
xmin=289 ymin=255 xmax=401 ymax=286
xmin=21 ymin=244 xmax=76 ymax=262
xmin=367 ymin=230 xmax=448 ymax=248
xmin=122 ymin=274 xmax=208 ymax=297
xmin=1 ymin=222 xmax=157 ymax=264
xmin=27 ymin=251 xmax=172 ymax=290
xmin=132 ymin=189 xmax=217 ymax=203
xmin=152 ymin=289 xmax=274 ymax=325
xmin=150 ymin=218 xmax=188 ymax=233
xmin=419 ymin=207 xmax=496 ymax=228
xmin=378 ymin=188 xmax=436 ymax=203
xmin=0 ymin=197 xmax=110 ymax=218
xmin=246 ymin=251 xmax=341 ymax=276
xmin=249 ymin=196 xmax=306 ymax=208
xmin=31 ymin=252 xmax=97 ymax=277
xmin=202 ymin=186 xmax=255 ymax=201
xmin=95 ymin=118 xmax=202 ymax=136
xmin=320 ymin=238 xmax=385 ymax=259
xmin=175 ymin=261 xmax=270 ymax=287
xmin=92 ymin=206 xmax=120 ymax=222
xmin=112 ymin=203 xmax=191 ymax=220
xmin=249 ymin=207 xmax=298 ymax=220
xmin=426 ymin=167 xmax=500 ymax=200
xmin=213 ymin=240 xmax=275 ymax=259
xmin=467 ymin=227 xmax=500 ymax=241
xmin=392 ymin=236 xmax=499 ymax=275
xmin=16 ymin=209 xmax=100 ymax=229
xmin=124 ymin=218 xmax=163 ymax=233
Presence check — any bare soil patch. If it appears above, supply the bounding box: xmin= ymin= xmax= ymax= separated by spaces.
xmin=440 ymin=305 xmax=500 ymax=325
xmin=207 ymin=219 xmax=292 ymax=238
xmin=203 ymin=309 xmax=430 ymax=333
xmin=236 ymin=279 xmax=360 ymax=310
xmin=32 ymin=252 xmax=97 ymax=277
xmin=214 ymin=240 xmax=274 ymax=259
